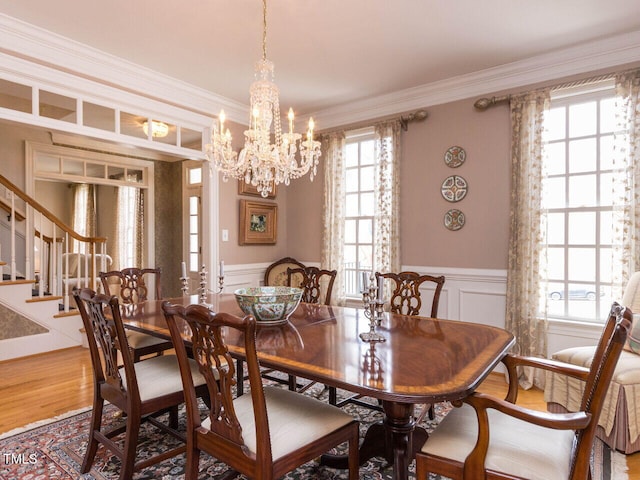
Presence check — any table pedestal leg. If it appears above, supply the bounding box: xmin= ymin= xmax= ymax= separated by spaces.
xmin=321 ymin=401 xmax=427 ymax=480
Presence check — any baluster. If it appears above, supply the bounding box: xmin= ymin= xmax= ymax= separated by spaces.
xmin=10 ymin=190 xmax=16 ymax=281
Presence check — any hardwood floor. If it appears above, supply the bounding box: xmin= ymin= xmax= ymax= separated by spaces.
xmin=1 ymin=346 xmax=639 ymax=476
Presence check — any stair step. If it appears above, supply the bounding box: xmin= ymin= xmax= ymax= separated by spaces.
xmin=26 ymin=295 xmax=64 ymax=303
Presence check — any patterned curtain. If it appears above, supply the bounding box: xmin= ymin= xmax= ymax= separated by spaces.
xmin=321 ymin=131 xmax=347 ymax=305
xmin=611 ymin=70 xmax=640 ymax=298
xmin=71 ymin=183 xmax=96 ymax=253
xmin=374 ymin=121 xmax=401 ymax=279
xmin=505 ymin=88 xmax=551 ymax=390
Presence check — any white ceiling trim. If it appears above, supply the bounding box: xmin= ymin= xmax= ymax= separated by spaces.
xmin=2 ymin=13 xmax=640 ymax=131
xmin=310 ymin=29 xmax=640 ymax=129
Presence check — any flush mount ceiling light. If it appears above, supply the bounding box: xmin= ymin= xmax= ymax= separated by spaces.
xmin=142 ymin=120 xmax=169 ymax=138
xmin=205 ymin=0 xmax=321 ymax=198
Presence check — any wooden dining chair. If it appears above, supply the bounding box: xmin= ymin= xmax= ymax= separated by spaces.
xmin=74 ymin=288 xmax=209 ymax=480
xmin=376 ymin=271 xmax=445 ymax=317
xmin=287 ymin=266 xmax=337 ymax=306
xmin=162 ymin=301 xmax=360 ymax=480
xmin=100 ymin=267 xmax=173 ymax=362
xmin=263 ymin=256 xmax=307 ymax=286
xmin=415 ymin=302 xmax=632 ymax=480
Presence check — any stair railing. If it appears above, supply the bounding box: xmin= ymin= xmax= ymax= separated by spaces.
xmin=0 ymin=174 xmax=108 ymax=312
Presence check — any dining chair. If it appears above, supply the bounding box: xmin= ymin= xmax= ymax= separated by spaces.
xmin=415 ymin=302 xmax=632 ymax=480
xmin=263 ymin=256 xmax=306 ymax=286
xmin=287 ymin=265 xmax=337 ymax=306
xmin=100 ymin=267 xmax=173 ymax=362
xmin=74 ymin=288 xmax=209 ymax=480
xmin=376 ymin=271 xmax=445 ymax=318
xmin=162 ymin=301 xmax=360 ymax=480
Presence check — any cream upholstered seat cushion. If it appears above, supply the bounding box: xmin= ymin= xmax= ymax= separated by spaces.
xmin=545 ymin=347 xmax=640 ymax=442
xmin=120 ymin=354 xmax=206 ymax=403
xmin=202 ymin=386 xmax=355 ymax=461
xmin=422 ymin=403 xmax=574 ymax=480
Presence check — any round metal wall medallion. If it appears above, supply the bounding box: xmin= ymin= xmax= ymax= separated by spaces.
xmin=444 ymin=209 xmax=465 ymax=231
xmin=441 ymin=175 xmax=468 ymax=202
xmin=444 ymin=146 xmax=466 ymax=168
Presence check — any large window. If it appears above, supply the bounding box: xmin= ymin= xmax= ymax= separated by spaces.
xmin=542 ymin=85 xmax=619 ymax=322
xmin=344 ymin=130 xmax=376 ymax=296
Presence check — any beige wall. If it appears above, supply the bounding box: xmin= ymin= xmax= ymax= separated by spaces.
xmin=400 ymin=99 xmax=511 ymax=269
xmin=283 ymin=97 xmax=511 ymax=269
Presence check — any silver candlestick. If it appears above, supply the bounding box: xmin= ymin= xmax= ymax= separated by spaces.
xmin=217 ymin=274 xmax=225 ymax=294
xmin=360 ymin=273 xmax=386 ymax=343
xmin=198 ymin=265 xmax=211 ymax=305
xmin=180 ymin=276 xmax=189 ymax=296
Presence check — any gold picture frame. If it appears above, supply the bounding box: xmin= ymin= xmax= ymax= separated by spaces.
xmin=238 ymin=179 xmax=277 ymax=199
xmin=239 ymin=200 xmax=277 ymax=245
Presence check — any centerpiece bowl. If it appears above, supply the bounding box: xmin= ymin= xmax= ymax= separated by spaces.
xmin=234 ymin=286 xmax=303 ymax=325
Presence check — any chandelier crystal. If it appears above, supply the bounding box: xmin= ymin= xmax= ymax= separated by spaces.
xmin=205 ymin=0 xmax=321 ymax=198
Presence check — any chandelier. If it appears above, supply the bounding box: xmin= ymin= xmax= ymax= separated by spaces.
xmin=205 ymin=0 xmax=321 ymax=198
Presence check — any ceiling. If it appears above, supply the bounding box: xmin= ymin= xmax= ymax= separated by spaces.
xmin=1 ymin=0 xmax=640 ymax=121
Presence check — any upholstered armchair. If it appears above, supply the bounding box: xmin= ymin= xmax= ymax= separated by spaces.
xmin=545 ymin=272 xmax=640 ymax=453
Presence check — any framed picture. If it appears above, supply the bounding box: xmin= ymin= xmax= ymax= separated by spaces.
xmin=238 ymin=179 xmax=277 ymax=199
xmin=239 ymin=200 xmax=277 ymax=245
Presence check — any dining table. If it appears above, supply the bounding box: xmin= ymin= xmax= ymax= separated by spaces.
xmin=118 ymin=293 xmax=515 ymax=480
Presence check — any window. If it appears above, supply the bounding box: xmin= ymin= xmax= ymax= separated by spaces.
xmin=344 ymin=130 xmax=376 ymax=296
xmin=541 ymin=85 xmax=620 ymax=322
xmin=116 ymin=186 xmax=142 ymax=268
xmin=183 ymin=163 xmax=202 ymax=275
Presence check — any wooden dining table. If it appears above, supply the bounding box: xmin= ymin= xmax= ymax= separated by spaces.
xmin=118 ymin=293 xmax=515 ymax=480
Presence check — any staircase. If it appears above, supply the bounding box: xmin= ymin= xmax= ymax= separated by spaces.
xmin=0 ymin=174 xmax=107 ymax=361
xmin=0 ymin=271 xmax=82 ymax=361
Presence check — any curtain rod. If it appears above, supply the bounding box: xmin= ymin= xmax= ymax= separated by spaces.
xmin=318 ymin=109 xmax=428 ymax=136
xmin=473 ymin=71 xmax=622 ymax=111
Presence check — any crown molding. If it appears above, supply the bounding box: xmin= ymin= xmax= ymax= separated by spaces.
xmin=2 ymin=13 xmax=640 ymax=130
xmin=0 ymin=13 xmax=248 ymax=124
xmin=311 ymin=29 xmax=640 ymax=129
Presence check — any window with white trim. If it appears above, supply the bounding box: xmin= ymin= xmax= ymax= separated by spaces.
xmin=542 ymin=84 xmax=619 ymax=322
xmin=344 ymin=130 xmax=376 ymax=296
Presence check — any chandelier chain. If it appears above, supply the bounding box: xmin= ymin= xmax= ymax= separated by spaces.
xmin=262 ymin=0 xmax=267 ymax=62
xmin=205 ymin=0 xmax=322 ymax=198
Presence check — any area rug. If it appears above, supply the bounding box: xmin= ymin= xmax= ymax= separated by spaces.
xmin=0 ymin=382 xmax=628 ymax=480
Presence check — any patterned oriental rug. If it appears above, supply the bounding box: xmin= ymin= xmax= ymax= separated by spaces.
xmin=0 ymin=381 xmax=629 ymax=480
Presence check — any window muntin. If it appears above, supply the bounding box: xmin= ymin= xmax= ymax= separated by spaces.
xmin=542 ymin=88 xmax=621 ymax=322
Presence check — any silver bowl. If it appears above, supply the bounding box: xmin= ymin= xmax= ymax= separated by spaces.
xmin=234 ymin=286 xmax=303 ymax=325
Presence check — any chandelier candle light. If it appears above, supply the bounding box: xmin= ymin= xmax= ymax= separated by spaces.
xmin=206 ymin=0 xmax=322 ymax=198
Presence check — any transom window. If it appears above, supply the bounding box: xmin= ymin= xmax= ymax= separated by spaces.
xmin=542 ymin=86 xmax=620 ymax=322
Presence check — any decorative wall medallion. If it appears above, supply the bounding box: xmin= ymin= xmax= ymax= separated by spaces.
xmin=444 ymin=146 xmax=466 ymax=168
xmin=440 ymin=175 xmax=468 ymax=202
xmin=444 ymin=209 xmax=465 ymax=231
